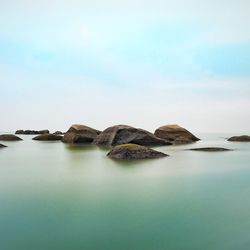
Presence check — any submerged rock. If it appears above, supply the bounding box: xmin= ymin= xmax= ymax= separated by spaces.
xmin=107 ymin=144 xmax=168 ymax=160
xmin=228 ymin=135 xmax=250 ymax=142
xmin=154 ymin=124 xmax=200 ymax=145
xmin=188 ymin=147 xmax=231 ymax=152
xmin=0 ymin=143 xmax=7 ymax=148
xmin=62 ymin=124 xmax=101 ymax=143
xmin=15 ymin=129 xmax=49 ymax=135
xmin=0 ymin=134 xmax=22 ymax=141
xmin=93 ymin=125 xmax=170 ymax=146
xmin=32 ymin=134 xmax=63 ymax=141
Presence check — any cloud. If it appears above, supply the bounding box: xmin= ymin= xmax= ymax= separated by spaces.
xmin=1 ymin=61 xmax=250 ymax=132
xmin=1 ymin=0 xmax=250 ymax=44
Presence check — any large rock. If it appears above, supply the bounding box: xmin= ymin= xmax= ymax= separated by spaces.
xmin=0 ymin=143 xmax=7 ymax=148
xmin=93 ymin=125 xmax=171 ymax=146
xmin=188 ymin=147 xmax=231 ymax=152
xmin=32 ymin=134 xmax=63 ymax=141
xmin=0 ymin=134 xmax=22 ymax=141
xmin=107 ymin=144 xmax=168 ymax=160
xmin=15 ymin=129 xmax=49 ymax=135
xmin=154 ymin=124 xmax=200 ymax=145
xmin=228 ymin=135 xmax=250 ymax=142
xmin=62 ymin=124 xmax=101 ymax=143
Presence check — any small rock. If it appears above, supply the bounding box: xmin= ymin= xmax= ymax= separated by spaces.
xmin=15 ymin=130 xmax=25 ymax=134
xmin=0 ymin=143 xmax=7 ymax=148
xmin=188 ymin=147 xmax=231 ymax=152
xmin=0 ymin=134 xmax=23 ymax=141
xmin=32 ymin=134 xmax=63 ymax=141
xmin=228 ymin=135 xmax=250 ymax=142
xmin=53 ymin=131 xmax=64 ymax=135
xmin=38 ymin=130 xmax=50 ymax=134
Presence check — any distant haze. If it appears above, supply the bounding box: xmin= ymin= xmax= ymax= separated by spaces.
xmin=1 ymin=0 xmax=250 ymax=133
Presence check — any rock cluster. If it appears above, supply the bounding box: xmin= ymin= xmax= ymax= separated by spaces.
xmin=15 ymin=130 xmax=49 ymax=135
xmin=5 ymin=123 xmax=247 ymax=160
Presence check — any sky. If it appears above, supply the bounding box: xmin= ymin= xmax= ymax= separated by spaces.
xmin=1 ymin=0 xmax=250 ymax=133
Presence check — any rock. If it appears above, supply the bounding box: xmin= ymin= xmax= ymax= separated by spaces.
xmin=53 ymin=131 xmax=64 ymax=135
xmin=0 ymin=143 xmax=7 ymax=148
xmin=32 ymin=134 xmax=63 ymax=141
xmin=93 ymin=125 xmax=171 ymax=146
xmin=107 ymin=144 xmax=169 ymax=160
xmin=15 ymin=130 xmax=25 ymax=134
xmin=154 ymin=124 xmax=200 ymax=145
xmin=0 ymin=134 xmax=22 ymax=141
xmin=62 ymin=124 xmax=101 ymax=143
xmin=38 ymin=130 xmax=50 ymax=134
xmin=15 ymin=129 xmax=49 ymax=135
xmin=228 ymin=135 xmax=250 ymax=142
xmin=188 ymin=147 xmax=231 ymax=152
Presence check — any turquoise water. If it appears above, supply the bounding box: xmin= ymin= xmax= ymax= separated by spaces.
xmin=0 ymin=133 xmax=250 ymax=250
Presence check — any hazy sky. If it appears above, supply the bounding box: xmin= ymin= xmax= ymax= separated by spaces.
xmin=1 ymin=0 xmax=250 ymax=133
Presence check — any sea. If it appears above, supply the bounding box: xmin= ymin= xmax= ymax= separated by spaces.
xmin=0 ymin=133 xmax=250 ymax=250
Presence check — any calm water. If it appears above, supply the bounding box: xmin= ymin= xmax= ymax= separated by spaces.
xmin=0 ymin=133 xmax=250 ymax=250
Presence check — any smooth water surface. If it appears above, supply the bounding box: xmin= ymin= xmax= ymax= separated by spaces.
xmin=0 ymin=133 xmax=250 ymax=250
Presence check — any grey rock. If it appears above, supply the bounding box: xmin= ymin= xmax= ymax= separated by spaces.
xmin=15 ymin=129 xmax=49 ymax=135
xmin=154 ymin=124 xmax=200 ymax=145
xmin=107 ymin=144 xmax=169 ymax=160
xmin=62 ymin=124 xmax=101 ymax=143
xmin=0 ymin=143 xmax=7 ymax=148
xmin=15 ymin=130 xmax=25 ymax=134
xmin=38 ymin=130 xmax=50 ymax=134
xmin=0 ymin=134 xmax=22 ymax=141
xmin=93 ymin=125 xmax=171 ymax=146
xmin=53 ymin=131 xmax=64 ymax=135
xmin=188 ymin=147 xmax=231 ymax=152
xmin=228 ymin=135 xmax=250 ymax=142
xmin=32 ymin=134 xmax=63 ymax=141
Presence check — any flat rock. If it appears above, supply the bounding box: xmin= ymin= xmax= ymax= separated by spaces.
xmin=93 ymin=125 xmax=171 ymax=146
xmin=15 ymin=129 xmax=49 ymax=135
xmin=0 ymin=134 xmax=22 ymax=141
xmin=228 ymin=135 xmax=250 ymax=142
xmin=0 ymin=143 xmax=7 ymax=148
xmin=62 ymin=124 xmax=101 ymax=143
xmin=154 ymin=124 xmax=200 ymax=145
xmin=32 ymin=134 xmax=63 ymax=141
xmin=107 ymin=144 xmax=169 ymax=160
xmin=188 ymin=147 xmax=231 ymax=152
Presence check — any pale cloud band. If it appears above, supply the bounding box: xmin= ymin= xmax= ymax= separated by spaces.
xmin=0 ymin=0 xmax=250 ymax=132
